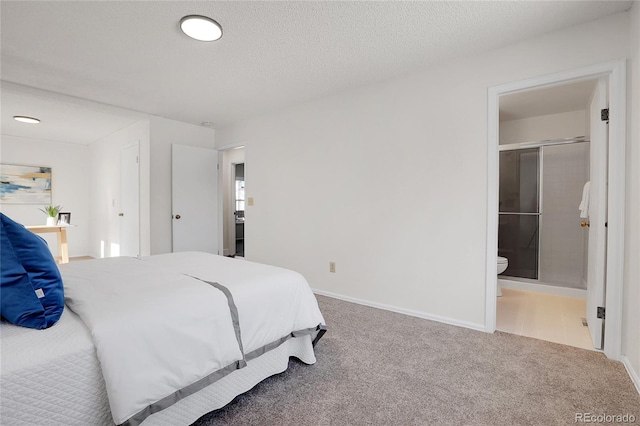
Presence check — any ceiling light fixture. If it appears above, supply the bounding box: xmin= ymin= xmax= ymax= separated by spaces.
xmin=13 ymin=116 xmax=40 ymax=124
xmin=180 ymin=15 xmax=222 ymax=42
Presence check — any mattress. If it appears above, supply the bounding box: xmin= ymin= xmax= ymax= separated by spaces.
xmin=0 ymin=307 xmax=317 ymax=425
xmin=0 ymin=308 xmax=112 ymax=425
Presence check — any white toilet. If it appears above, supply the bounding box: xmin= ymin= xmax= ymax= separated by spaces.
xmin=497 ymin=256 xmax=508 ymax=274
xmin=497 ymin=256 xmax=508 ymax=297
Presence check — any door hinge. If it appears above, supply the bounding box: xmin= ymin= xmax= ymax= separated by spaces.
xmin=601 ymin=108 xmax=609 ymax=122
xmin=597 ymin=306 xmax=606 ymax=319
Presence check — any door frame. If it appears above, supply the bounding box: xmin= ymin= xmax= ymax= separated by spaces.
xmin=485 ymin=59 xmax=626 ymax=360
xmin=229 ymin=162 xmax=245 ymax=256
xmin=216 ymin=143 xmax=246 ymax=257
xmin=229 ymin=162 xmax=237 ymax=256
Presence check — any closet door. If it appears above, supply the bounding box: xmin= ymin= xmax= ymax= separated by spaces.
xmin=120 ymin=143 xmax=140 ymax=257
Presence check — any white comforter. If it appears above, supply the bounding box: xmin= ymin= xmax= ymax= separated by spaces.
xmin=61 ymin=253 xmax=325 ymax=426
xmin=141 ymin=252 xmax=325 ymax=357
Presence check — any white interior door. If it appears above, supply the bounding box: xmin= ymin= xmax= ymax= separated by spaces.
xmin=171 ymin=144 xmax=219 ymax=253
xmin=120 ymin=143 xmax=140 ymax=257
xmin=586 ymin=77 xmax=608 ymax=349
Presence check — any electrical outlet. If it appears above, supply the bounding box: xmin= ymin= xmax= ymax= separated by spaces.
xmin=248 ymin=197 xmax=254 ymax=206
xmin=329 ymin=262 xmax=336 ymax=273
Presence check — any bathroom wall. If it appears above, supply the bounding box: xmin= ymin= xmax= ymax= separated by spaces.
xmin=500 ymin=110 xmax=586 ymax=145
xmin=539 ymin=143 xmax=590 ymax=288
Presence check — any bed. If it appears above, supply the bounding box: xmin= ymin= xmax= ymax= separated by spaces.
xmin=0 ymin=252 xmax=326 ymax=425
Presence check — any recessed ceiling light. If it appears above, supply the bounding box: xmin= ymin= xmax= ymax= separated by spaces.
xmin=13 ymin=116 xmax=40 ymax=124
xmin=180 ymin=15 xmax=222 ymax=42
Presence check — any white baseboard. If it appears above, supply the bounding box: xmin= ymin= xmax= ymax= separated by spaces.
xmin=312 ymin=288 xmax=486 ymax=333
xmin=622 ymin=356 xmax=640 ymax=395
xmin=499 ymin=279 xmax=586 ymax=299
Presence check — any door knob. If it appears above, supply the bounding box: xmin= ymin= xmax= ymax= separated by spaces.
xmin=580 ymin=220 xmax=590 ymax=228
xmin=175 ymin=214 xmax=181 ymax=220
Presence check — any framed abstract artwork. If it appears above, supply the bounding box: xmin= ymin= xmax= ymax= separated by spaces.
xmin=0 ymin=164 xmax=52 ymax=204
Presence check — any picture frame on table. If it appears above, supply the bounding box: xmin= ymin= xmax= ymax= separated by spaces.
xmin=58 ymin=212 xmax=71 ymax=225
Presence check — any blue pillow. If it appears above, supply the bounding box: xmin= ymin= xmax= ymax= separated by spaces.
xmin=1 ymin=220 xmax=47 ymax=329
xmin=0 ymin=213 xmax=64 ymax=328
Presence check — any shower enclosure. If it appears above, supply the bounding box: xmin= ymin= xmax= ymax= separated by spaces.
xmin=498 ymin=138 xmax=590 ymax=288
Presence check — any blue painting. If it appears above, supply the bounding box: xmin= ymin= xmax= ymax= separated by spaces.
xmin=0 ymin=164 xmax=52 ymax=204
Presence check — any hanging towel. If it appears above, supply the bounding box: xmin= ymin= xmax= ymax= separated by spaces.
xmin=579 ymin=181 xmax=590 ymax=219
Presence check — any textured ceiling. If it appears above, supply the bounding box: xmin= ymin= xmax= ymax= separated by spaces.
xmin=0 ymin=1 xmax=633 ymax=135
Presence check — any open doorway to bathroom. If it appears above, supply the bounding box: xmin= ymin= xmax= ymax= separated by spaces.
xmin=486 ymin=60 xmax=626 ymax=361
xmin=496 ymin=78 xmax=603 ymax=350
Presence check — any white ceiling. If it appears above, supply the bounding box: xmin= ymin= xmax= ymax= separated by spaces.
xmin=0 ymin=1 xmax=633 ymax=140
xmin=1 ymin=83 xmax=143 ymax=145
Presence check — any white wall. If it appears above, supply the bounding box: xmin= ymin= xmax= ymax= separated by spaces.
xmin=89 ymin=120 xmax=151 ymax=258
xmin=499 ymin=110 xmax=586 ymax=144
xmin=149 ymin=117 xmax=216 ymax=255
xmin=623 ymin=1 xmax=640 ymax=391
xmin=218 ymin=13 xmax=631 ymax=329
xmin=0 ymin=136 xmax=90 ymax=257
xmin=221 ymin=148 xmax=245 ymax=255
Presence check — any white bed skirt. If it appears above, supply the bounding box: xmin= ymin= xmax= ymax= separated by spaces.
xmin=146 ymin=333 xmax=316 ymax=425
xmin=1 ymin=309 xmax=317 ymax=426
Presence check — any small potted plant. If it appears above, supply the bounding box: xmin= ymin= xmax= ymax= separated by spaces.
xmin=39 ymin=204 xmax=62 ymax=226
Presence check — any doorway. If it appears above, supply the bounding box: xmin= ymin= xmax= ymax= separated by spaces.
xmin=496 ymin=78 xmax=597 ymax=350
xmin=233 ymin=163 xmax=245 ymax=257
xmin=220 ymin=147 xmax=246 ymax=257
xmin=486 ymin=60 xmax=626 ymax=360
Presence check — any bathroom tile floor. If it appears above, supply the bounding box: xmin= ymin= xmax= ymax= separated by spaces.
xmin=496 ymin=288 xmax=595 ymax=350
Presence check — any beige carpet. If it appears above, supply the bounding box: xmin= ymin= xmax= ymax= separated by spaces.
xmin=193 ymin=295 xmax=640 ymax=425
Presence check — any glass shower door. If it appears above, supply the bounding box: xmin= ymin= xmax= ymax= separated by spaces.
xmin=498 ymin=148 xmax=540 ymax=279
